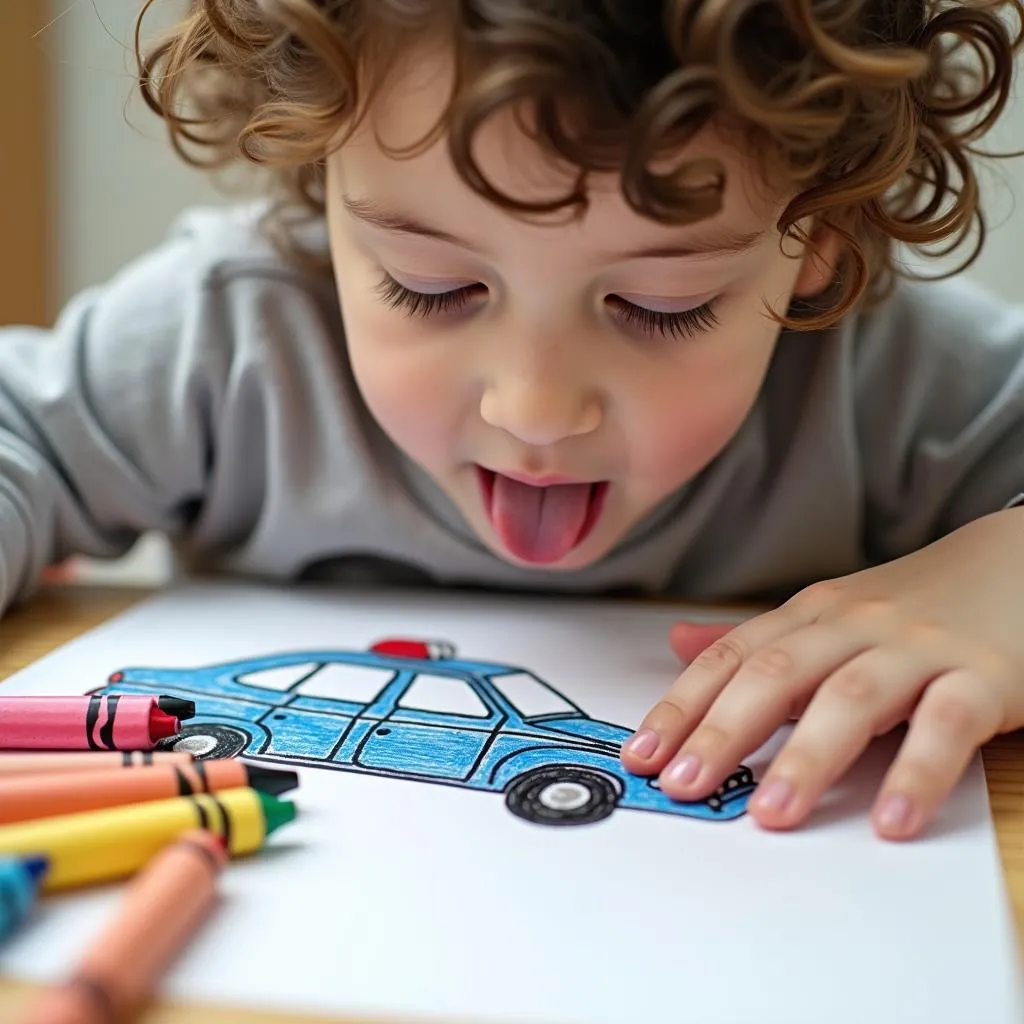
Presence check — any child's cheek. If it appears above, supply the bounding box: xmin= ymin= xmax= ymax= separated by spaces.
xmin=343 ymin=308 xmax=469 ymax=467
xmin=627 ymin=348 xmax=771 ymax=490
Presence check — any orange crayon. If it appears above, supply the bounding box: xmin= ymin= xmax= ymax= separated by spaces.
xmin=0 ymin=750 xmax=194 ymax=777
xmin=0 ymin=760 xmax=298 ymax=824
xmin=23 ymin=830 xmax=227 ymax=1024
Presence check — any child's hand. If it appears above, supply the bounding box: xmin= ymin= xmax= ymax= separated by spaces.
xmin=622 ymin=508 xmax=1024 ymax=839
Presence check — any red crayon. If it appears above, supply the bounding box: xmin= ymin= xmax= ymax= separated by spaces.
xmin=0 ymin=695 xmax=195 ymax=751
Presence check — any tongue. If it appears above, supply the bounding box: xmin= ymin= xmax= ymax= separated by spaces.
xmin=491 ymin=475 xmax=593 ymax=564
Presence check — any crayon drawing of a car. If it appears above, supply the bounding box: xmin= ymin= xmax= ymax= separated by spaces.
xmin=94 ymin=638 xmax=756 ymax=827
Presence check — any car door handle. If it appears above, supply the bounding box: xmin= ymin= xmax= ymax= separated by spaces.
xmin=376 ymin=728 xmax=391 ymax=736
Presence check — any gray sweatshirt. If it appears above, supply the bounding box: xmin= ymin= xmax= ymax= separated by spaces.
xmin=1 ymin=203 xmax=1022 ymax=615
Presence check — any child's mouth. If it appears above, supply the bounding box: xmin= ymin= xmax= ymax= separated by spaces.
xmin=476 ymin=467 xmax=609 ymax=565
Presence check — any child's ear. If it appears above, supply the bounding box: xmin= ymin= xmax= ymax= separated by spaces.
xmin=792 ymin=221 xmax=844 ymax=299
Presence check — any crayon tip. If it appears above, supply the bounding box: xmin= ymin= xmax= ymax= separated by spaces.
xmin=22 ymin=857 xmax=49 ymax=885
xmin=149 ymin=708 xmax=181 ymax=741
xmin=244 ymin=765 xmax=300 ymax=797
xmin=157 ymin=696 xmax=197 ymax=721
xmin=256 ymin=791 xmax=297 ymax=837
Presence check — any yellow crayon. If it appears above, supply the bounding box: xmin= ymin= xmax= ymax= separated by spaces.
xmin=0 ymin=786 xmax=296 ymax=892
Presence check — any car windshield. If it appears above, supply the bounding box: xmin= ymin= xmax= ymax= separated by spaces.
xmin=490 ymin=671 xmax=581 ymax=720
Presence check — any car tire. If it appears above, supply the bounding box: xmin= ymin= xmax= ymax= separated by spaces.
xmin=158 ymin=723 xmax=251 ymax=760
xmin=505 ymin=766 xmax=619 ymax=826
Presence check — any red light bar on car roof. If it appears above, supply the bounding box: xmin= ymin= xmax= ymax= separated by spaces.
xmin=369 ymin=639 xmax=456 ymax=660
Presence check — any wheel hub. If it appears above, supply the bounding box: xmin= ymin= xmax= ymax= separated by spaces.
xmin=537 ymin=781 xmax=592 ymax=811
xmin=173 ymin=735 xmax=219 ymax=757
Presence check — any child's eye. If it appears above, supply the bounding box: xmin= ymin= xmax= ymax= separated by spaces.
xmin=376 ymin=274 xmax=485 ymax=318
xmin=607 ymin=296 xmax=720 ymax=340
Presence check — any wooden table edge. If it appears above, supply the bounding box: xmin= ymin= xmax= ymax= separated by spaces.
xmin=0 ymin=583 xmax=1021 ymax=1023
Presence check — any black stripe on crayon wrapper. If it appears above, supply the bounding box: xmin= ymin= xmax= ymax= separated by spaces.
xmin=193 ymin=795 xmax=210 ymax=831
xmin=85 ymin=696 xmax=102 ymax=751
xmin=174 ymin=767 xmax=194 ymax=797
xmin=121 ymin=751 xmax=131 ymax=766
xmin=143 ymin=750 xmax=153 ymax=765
xmin=67 ymin=974 xmax=119 ymax=1024
xmin=195 ymin=761 xmax=209 ymax=792
xmin=98 ymin=696 xmax=120 ymax=751
xmin=212 ymin=794 xmax=233 ymax=851
xmin=190 ymin=793 xmax=231 ymax=850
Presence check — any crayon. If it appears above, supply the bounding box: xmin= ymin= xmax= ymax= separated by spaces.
xmin=0 ymin=695 xmax=194 ymax=751
xmin=0 ymin=787 xmax=296 ymax=891
xmin=0 ymin=856 xmax=47 ymax=942
xmin=0 ymin=750 xmax=194 ymax=777
xmin=22 ymin=831 xmax=226 ymax=1024
xmin=0 ymin=760 xmax=298 ymax=825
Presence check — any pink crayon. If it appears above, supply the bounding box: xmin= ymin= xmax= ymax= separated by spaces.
xmin=0 ymin=695 xmax=195 ymax=751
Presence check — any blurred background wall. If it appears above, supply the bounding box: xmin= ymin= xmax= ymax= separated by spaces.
xmin=5 ymin=1 xmax=1024 ymax=584
xmin=50 ymin=0 xmax=233 ymax=307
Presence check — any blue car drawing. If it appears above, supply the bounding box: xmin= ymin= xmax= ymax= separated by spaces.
xmin=94 ymin=637 xmax=756 ymax=827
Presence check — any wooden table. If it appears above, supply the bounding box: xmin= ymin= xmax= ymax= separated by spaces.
xmin=0 ymin=584 xmax=1022 ymax=1023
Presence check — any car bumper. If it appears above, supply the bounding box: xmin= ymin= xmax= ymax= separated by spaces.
xmin=618 ymin=769 xmax=756 ymax=821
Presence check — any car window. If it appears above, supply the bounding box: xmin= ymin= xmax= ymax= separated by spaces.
xmin=235 ymin=662 xmax=319 ymax=691
xmin=297 ymin=662 xmax=396 ymax=704
xmin=490 ymin=671 xmax=579 ymax=719
xmin=398 ymin=673 xmax=492 ymax=718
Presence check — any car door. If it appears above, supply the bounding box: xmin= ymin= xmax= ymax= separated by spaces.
xmin=261 ymin=660 xmax=398 ymax=762
xmin=355 ymin=671 xmax=504 ymax=781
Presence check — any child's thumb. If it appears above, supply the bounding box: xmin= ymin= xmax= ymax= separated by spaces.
xmin=668 ymin=620 xmax=734 ymax=663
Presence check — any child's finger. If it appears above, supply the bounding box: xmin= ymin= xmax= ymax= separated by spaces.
xmin=621 ymin=605 xmax=809 ymax=775
xmin=655 ymin=623 xmax=871 ymax=801
xmin=871 ymin=670 xmax=1004 ymax=840
xmin=668 ymin=621 xmax=735 ymax=663
xmin=748 ymin=646 xmax=940 ymax=829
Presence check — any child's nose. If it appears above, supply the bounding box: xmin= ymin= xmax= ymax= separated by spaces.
xmin=479 ymin=373 xmax=602 ymax=447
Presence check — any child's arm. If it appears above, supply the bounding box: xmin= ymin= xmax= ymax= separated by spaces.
xmin=623 ymin=278 xmax=1024 ymax=840
xmin=0 ymin=214 xmax=276 ymax=618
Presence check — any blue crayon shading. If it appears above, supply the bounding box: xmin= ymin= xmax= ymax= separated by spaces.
xmin=0 ymin=855 xmax=48 ymax=941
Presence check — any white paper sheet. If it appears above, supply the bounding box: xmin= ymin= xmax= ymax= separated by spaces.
xmin=1 ymin=581 xmax=1021 ymax=1023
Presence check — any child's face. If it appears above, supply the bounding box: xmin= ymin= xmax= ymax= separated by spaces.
xmin=325 ymin=50 xmax=834 ymax=570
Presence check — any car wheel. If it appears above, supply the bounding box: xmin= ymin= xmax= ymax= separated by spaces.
xmin=158 ymin=724 xmax=250 ymax=760
xmin=505 ymin=766 xmax=619 ymax=826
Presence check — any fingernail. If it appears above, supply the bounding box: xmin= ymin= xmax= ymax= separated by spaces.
xmin=876 ymin=794 xmax=913 ymax=833
xmin=752 ymin=778 xmax=794 ymax=814
xmin=666 ymin=754 xmax=702 ymax=786
xmin=624 ymin=729 xmax=659 ymax=760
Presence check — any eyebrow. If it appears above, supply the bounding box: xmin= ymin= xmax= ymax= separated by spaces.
xmin=342 ymin=195 xmax=765 ymax=261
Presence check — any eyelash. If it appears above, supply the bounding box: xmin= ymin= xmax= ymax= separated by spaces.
xmin=375 ymin=273 xmax=720 ymax=340
xmin=605 ymin=296 xmax=720 ymax=340
xmin=376 ymin=275 xmax=482 ymax=318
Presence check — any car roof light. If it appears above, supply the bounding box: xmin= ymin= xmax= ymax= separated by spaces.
xmin=369 ymin=639 xmax=456 ymax=660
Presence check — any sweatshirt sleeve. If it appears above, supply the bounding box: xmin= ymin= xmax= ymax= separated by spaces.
xmin=0 ymin=220 xmax=243 ymax=615
xmin=855 ymin=277 xmax=1024 ymax=562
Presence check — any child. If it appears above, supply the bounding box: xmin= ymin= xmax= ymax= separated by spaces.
xmin=2 ymin=0 xmax=1023 ymax=841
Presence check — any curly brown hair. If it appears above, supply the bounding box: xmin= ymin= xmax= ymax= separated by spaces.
xmin=136 ymin=0 xmax=1023 ymax=329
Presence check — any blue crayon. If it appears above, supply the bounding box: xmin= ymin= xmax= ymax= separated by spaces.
xmin=0 ymin=855 xmax=48 ymax=941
